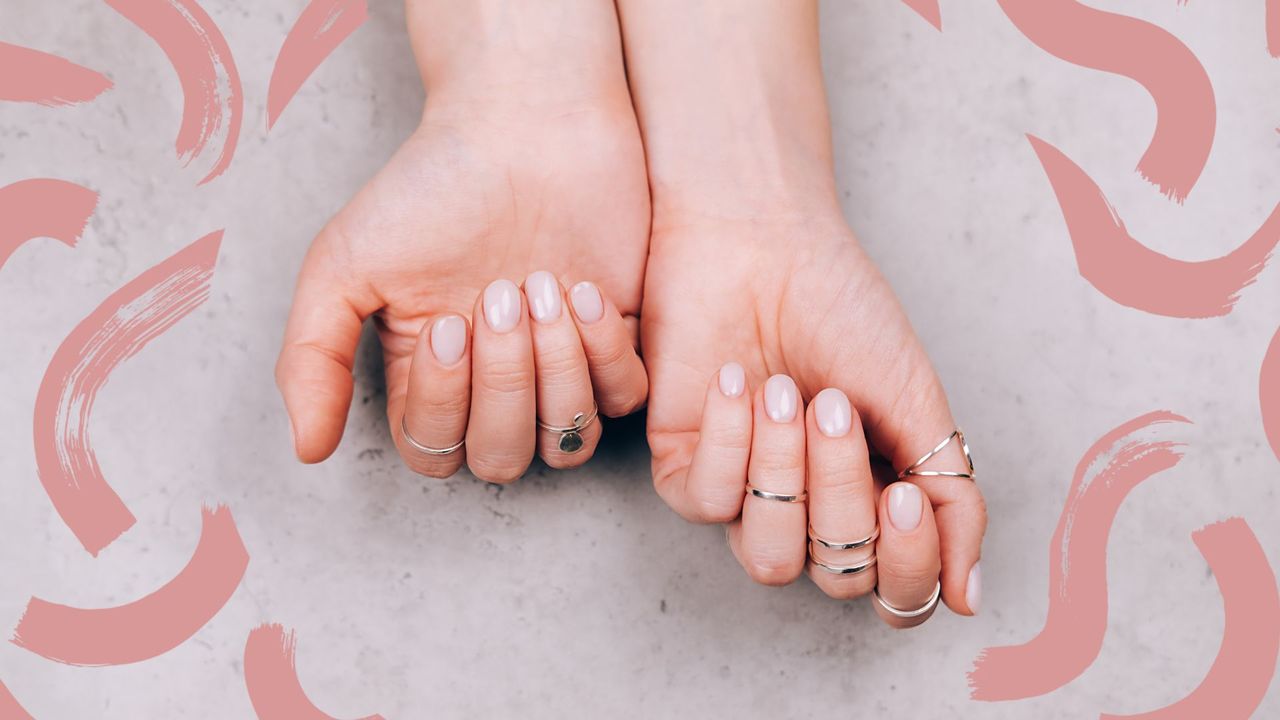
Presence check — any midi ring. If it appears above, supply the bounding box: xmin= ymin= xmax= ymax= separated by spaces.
xmin=400 ymin=417 xmax=464 ymax=456
xmin=746 ymin=483 xmax=807 ymax=503
xmin=808 ymin=524 xmax=879 ymax=550
xmin=872 ymin=581 xmax=941 ymax=619
xmin=810 ymin=553 xmax=878 ymax=576
xmin=898 ymin=428 xmax=975 ymax=481
xmin=536 ymin=403 xmax=598 ymax=454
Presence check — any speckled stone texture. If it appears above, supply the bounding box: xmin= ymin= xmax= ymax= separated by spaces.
xmin=2 ymin=1 xmax=1278 ymax=717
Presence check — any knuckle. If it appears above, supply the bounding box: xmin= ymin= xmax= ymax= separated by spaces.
xmin=467 ymin=454 xmax=530 ymax=484
xmin=878 ymin=555 xmax=940 ymax=588
xmin=600 ymin=385 xmax=646 ymax=418
xmin=818 ymin=574 xmax=875 ymax=601
xmin=686 ymin=493 xmax=742 ymax=524
xmin=542 ymin=444 xmax=595 ymax=470
xmin=745 ymin=552 xmax=804 ymax=586
xmin=476 ymin=358 xmax=533 ymax=395
xmin=533 ymin=342 xmax=585 ymax=384
xmin=585 ymin=337 xmax=632 ymax=372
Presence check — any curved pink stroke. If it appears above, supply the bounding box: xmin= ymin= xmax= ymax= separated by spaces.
xmin=0 ymin=179 xmax=98 ymax=270
xmin=1269 ymin=0 xmax=1280 ymax=58
xmin=0 ymin=680 xmax=35 ymax=720
xmin=0 ymin=42 xmax=112 ymax=106
xmin=998 ymin=0 xmax=1214 ymax=202
xmin=1263 ymin=326 xmax=1280 ymax=463
xmin=1102 ymin=518 xmax=1280 ymax=719
xmin=898 ymin=0 xmax=941 ymax=31
xmin=33 ymin=231 xmax=222 ymax=557
xmin=11 ymin=505 xmax=248 ymax=666
xmin=969 ymin=410 xmax=1191 ymax=701
xmin=1027 ymin=135 xmax=1280 ymax=318
xmin=267 ymin=0 xmax=368 ymax=130
xmin=245 ymin=624 xmax=385 ymax=720
xmin=105 ymin=0 xmax=242 ymax=184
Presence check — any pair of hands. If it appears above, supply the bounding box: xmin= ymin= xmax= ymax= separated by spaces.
xmin=275 ymin=0 xmax=986 ymax=627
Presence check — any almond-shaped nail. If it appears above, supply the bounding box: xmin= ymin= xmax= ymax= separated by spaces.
xmin=483 ymin=279 xmax=521 ymax=333
xmin=813 ymin=387 xmax=851 ymax=437
xmin=763 ymin=374 xmax=798 ymax=423
xmin=524 ymin=270 xmax=562 ymax=324
xmin=719 ymin=362 xmax=745 ymax=397
xmin=888 ymin=482 xmax=922 ymax=532
xmin=569 ymin=281 xmax=604 ymax=324
xmin=431 ymin=315 xmax=466 ymax=365
xmin=966 ymin=562 xmax=982 ymax=615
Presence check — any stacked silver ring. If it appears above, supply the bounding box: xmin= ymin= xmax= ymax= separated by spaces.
xmin=808 ymin=525 xmax=879 ymax=575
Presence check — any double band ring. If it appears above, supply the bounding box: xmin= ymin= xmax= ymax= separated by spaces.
xmin=400 ymin=417 xmax=464 ymax=456
xmin=537 ymin=403 xmax=599 ymax=454
xmin=810 ymin=554 xmax=878 ymax=575
xmin=746 ymin=483 xmax=808 ymax=503
xmin=873 ymin=581 xmax=941 ymax=619
xmin=808 ymin=525 xmax=879 ymax=575
xmin=898 ymin=428 xmax=975 ymax=481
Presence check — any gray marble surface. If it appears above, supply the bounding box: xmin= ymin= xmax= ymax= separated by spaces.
xmin=2 ymin=0 xmax=1278 ymax=716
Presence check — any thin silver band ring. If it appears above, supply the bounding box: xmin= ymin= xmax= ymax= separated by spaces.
xmin=808 ymin=524 xmax=879 ymax=550
xmin=400 ymin=416 xmax=464 ymax=456
xmin=873 ymin=581 xmax=942 ymax=619
xmin=746 ymin=483 xmax=807 ymax=503
xmin=810 ymin=554 xmax=878 ymax=576
xmin=537 ymin=403 xmax=599 ymax=454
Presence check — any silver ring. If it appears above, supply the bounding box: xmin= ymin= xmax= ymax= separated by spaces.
xmin=808 ymin=524 xmax=879 ymax=550
xmin=400 ymin=417 xmax=464 ymax=456
xmin=898 ymin=428 xmax=975 ymax=481
xmin=537 ymin=403 xmax=598 ymax=454
xmin=746 ymin=483 xmax=807 ymax=503
xmin=872 ymin=581 xmax=941 ymax=619
xmin=810 ymin=553 xmax=877 ymax=575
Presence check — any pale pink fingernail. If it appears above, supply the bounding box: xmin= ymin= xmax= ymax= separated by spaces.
xmin=569 ymin=281 xmax=604 ymax=324
xmin=814 ymin=387 xmax=851 ymax=437
xmin=967 ymin=562 xmax=983 ymax=615
xmin=888 ymin=482 xmax=922 ymax=532
xmin=483 ymin=279 xmax=521 ymax=333
xmin=763 ymin=374 xmax=798 ymax=423
xmin=719 ymin=362 xmax=745 ymax=397
xmin=524 ymin=271 xmax=562 ymax=324
xmin=431 ymin=315 xmax=466 ymax=365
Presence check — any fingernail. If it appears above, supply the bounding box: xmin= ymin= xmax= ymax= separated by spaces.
xmin=813 ymin=387 xmax=851 ymax=437
xmin=763 ymin=374 xmax=798 ymax=423
xmin=569 ymin=281 xmax=604 ymax=324
xmin=524 ymin=271 xmax=562 ymax=324
xmin=966 ymin=562 xmax=982 ymax=615
xmin=719 ymin=362 xmax=745 ymax=397
xmin=888 ymin=482 xmax=922 ymax=532
xmin=431 ymin=315 xmax=466 ymax=365
xmin=483 ymin=279 xmax=521 ymax=333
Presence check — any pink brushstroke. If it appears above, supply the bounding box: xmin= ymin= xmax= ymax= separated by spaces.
xmin=1027 ymin=135 xmax=1280 ymax=318
xmin=1263 ymin=326 xmax=1280 ymax=463
xmin=1102 ymin=518 xmax=1280 ymax=719
xmin=33 ymin=231 xmax=221 ymax=556
xmin=105 ymin=0 xmax=242 ymax=184
xmin=998 ymin=0 xmax=1215 ymax=202
xmin=0 ymin=42 xmax=112 ymax=106
xmin=0 ymin=681 xmax=35 ymax=720
xmin=11 ymin=505 xmax=248 ymax=666
xmin=267 ymin=0 xmax=368 ymax=130
xmin=245 ymin=624 xmax=385 ymax=720
xmin=0 ymin=179 xmax=98 ymax=270
xmin=898 ymin=0 xmax=941 ymax=31
xmin=1269 ymin=0 xmax=1280 ymax=58
xmin=969 ymin=411 xmax=1191 ymax=701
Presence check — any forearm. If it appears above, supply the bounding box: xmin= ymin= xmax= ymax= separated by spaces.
xmin=614 ymin=0 xmax=840 ymax=224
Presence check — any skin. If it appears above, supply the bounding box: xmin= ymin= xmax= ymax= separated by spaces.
xmin=616 ymin=0 xmax=989 ymax=626
xmin=275 ymin=0 xmax=649 ymax=482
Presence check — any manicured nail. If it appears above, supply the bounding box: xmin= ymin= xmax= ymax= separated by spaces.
xmin=483 ymin=279 xmax=521 ymax=333
xmin=569 ymin=281 xmax=604 ymax=324
xmin=888 ymin=482 xmax=922 ymax=532
xmin=719 ymin=362 xmax=745 ymax=397
xmin=431 ymin=315 xmax=466 ymax=365
xmin=763 ymin=374 xmax=798 ymax=423
xmin=524 ymin=270 xmax=562 ymax=324
xmin=966 ymin=562 xmax=982 ymax=615
xmin=813 ymin=387 xmax=851 ymax=437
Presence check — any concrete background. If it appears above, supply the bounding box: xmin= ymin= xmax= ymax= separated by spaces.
xmin=2 ymin=0 xmax=1278 ymax=716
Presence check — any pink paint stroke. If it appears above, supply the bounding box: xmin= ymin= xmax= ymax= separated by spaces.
xmin=245 ymin=624 xmax=385 ymax=720
xmin=1027 ymin=135 xmax=1280 ymax=318
xmin=969 ymin=410 xmax=1191 ymax=701
xmin=998 ymin=0 xmax=1215 ymax=202
xmin=898 ymin=0 xmax=941 ymax=31
xmin=105 ymin=0 xmax=242 ymax=184
xmin=0 ymin=179 xmax=98 ymax=270
xmin=1263 ymin=326 xmax=1280 ymax=463
xmin=1269 ymin=0 xmax=1280 ymax=58
xmin=33 ymin=231 xmax=222 ymax=557
xmin=1102 ymin=518 xmax=1280 ymax=719
xmin=0 ymin=42 xmax=112 ymax=106
xmin=267 ymin=0 xmax=368 ymax=130
xmin=11 ymin=505 xmax=248 ymax=666
xmin=0 ymin=681 xmax=35 ymax=720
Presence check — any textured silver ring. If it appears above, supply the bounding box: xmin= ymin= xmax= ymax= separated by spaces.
xmin=746 ymin=483 xmax=807 ymax=503
xmin=873 ymin=581 xmax=942 ymax=619
xmin=898 ymin=428 xmax=975 ymax=481
xmin=400 ymin=417 xmax=464 ymax=456
xmin=810 ymin=553 xmax=878 ymax=576
xmin=537 ymin=403 xmax=598 ymax=454
xmin=808 ymin=524 xmax=879 ymax=550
